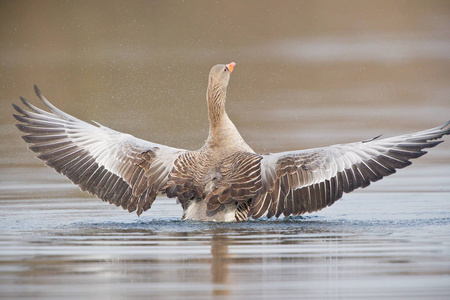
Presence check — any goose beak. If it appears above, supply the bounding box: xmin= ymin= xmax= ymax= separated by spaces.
xmin=226 ymin=62 xmax=236 ymax=73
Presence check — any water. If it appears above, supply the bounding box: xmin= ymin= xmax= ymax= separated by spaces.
xmin=1 ymin=165 xmax=450 ymax=299
xmin=1 ymin=1 xmax=450 ymax=299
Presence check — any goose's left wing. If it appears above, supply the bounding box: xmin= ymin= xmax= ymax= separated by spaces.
xmin=13 ymin=86 xmax=187 ymax=215
xmin=250 ymin=122 xmax=450 ymax=219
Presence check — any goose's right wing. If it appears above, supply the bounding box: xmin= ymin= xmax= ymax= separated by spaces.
xmin=13 ymin=86 xmax=187 ymax=215
xmin=250 ymin=121 xmax=450 ymax=219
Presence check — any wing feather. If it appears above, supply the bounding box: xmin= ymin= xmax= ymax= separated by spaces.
xmin=250 ymin=121 xmax=450 ymax=219
xmin=13 ymin=86 xmax=186 ymax=215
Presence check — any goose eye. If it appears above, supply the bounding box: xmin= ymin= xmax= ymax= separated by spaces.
xmin=224 ymin=67 xmax=227 ymax=72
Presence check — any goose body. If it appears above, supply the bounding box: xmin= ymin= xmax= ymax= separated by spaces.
xmin=13 ymin=63 xmax=450 ymax=222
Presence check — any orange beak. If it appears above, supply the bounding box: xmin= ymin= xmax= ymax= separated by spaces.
xmin=226 ymin=62 xmax=236 ymax=73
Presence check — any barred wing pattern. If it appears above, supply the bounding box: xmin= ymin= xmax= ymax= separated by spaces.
xmin=13 ymin=86 xmax=186 ymax=215
xmin=204 ymin=152 xmax=262 ymax=211
xmin=250 ymin=122 xmax=450 ymax=219
xmin=166 ymin=151 xmax=262 ymax=212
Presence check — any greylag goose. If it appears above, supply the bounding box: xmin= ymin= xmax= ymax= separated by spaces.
xmin=13 ymin=62 xmax=450 ymax=222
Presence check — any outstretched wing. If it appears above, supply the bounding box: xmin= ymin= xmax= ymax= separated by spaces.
xmin=13 ymin=85 xmax=186 ymax=215
xmin=250 ymin=122 xmax=450 ymax=219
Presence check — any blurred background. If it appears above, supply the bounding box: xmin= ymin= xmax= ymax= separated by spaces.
xmin=1 ymin=0 xmax=449 ymax=161
xmin=1 ymin=1 xmax=450 ymax=299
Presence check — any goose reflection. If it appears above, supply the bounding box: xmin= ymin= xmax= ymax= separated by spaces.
xmin=22 ymin=218 xmax=344 ymax=298
xmin=210 ymin=232 xmax=231 ymax=296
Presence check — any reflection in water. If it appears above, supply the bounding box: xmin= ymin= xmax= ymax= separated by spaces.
xmin=211 ymin=233 xmax=230 ymax=296
xmin=1 ymin=194 xmax=450 ymax=299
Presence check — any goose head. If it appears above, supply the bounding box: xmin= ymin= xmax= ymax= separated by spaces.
xmin=207 ymin=62 xmax=236 ymax=92
xmin=206 ymin=62 xmax=236 ymax=125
